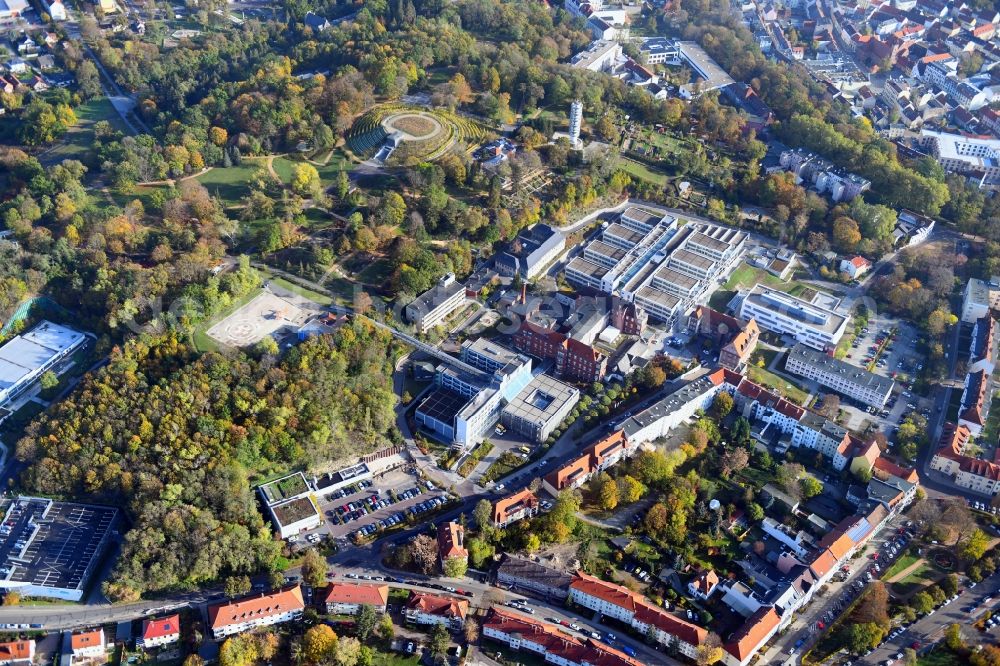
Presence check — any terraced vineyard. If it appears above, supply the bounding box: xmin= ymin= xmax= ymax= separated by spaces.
xmin=345 ymin=107 xmax=393 ymax=157
xmin=345 ymin=104 xmax=497 ymax=163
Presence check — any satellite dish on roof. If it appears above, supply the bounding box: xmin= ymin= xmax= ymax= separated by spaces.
xmin=709 ymin=499 xmax=721 ymax=511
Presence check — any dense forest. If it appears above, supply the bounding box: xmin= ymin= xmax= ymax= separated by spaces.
xmin=15 ymin=321 xmax=402 ymax=600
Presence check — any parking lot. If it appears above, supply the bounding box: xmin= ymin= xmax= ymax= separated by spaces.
xmin=838 ymin=318 xmax=932 ymax=436
xmin=290 ymin=466 xmax=456 ymax=546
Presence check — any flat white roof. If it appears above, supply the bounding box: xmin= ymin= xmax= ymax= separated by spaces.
xmin=0 ymin=321 xmax=85 ymax=393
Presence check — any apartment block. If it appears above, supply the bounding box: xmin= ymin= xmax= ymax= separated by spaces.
xmin=785 ymin=343 xmax=895 ymax=407
xmin=208 ymin=586 xmax=305 ymax=639
xmin=405 ymin=273 xmax=467 ymax=333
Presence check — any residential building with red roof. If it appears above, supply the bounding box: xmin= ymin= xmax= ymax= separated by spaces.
xmin=687 ymin=306 xmax=759 ymax=370
xmin=139 ymin=614 xmax=180 ymax=649
xmin=0 ymin=640 xmax=34 ymax=665
xmin=541 ymin=431 xmax=639 ymax=497
xmin=207 ymin=585 xmax=305 ymax=639
xmin=568 ymin=571 xmax=707 ymax=658
xmin=492 ymin=488 xmax=540 ymax=528
xmin=320 ymin=583 xmax=389 ymax=615
xmin=404 ymin=592 xmax=469 ymax=630
xmin=437 ymin=521 xmax=468 ymax=566
xmin=687 ymin=569 xmax=719 ymax=600
xmin=958 ymin=368 xmax=991 ymax=436
xmin=71 ymin=629 xmax=106 ymax=660
xmin=934 ymin=421 xmax=1000 ymax=494
xmin=483 ymin=607 xmax=643 ymax=666
xmin=542 ymin=451 xmax=595 ymax=495
xmin=723 ymin=606 xmax=782 ymax=666
xmin=839 ymin=255 xmax=871 ymax=279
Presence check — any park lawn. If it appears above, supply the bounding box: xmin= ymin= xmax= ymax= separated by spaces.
xmin=620 ymin=158 xmax=669 ymax=186
xmin=42 ymin=97 xmax=129 ymax=167
xmin=315 ymin=151 xmax=352 ymax=182
xmin=882 ymin=553 xmax=921 ymax=580
xmin=195 ymin=164 xmax=260 ymax=205
xmin=272 ymin=156 xmax=299 ymax=184
xmin=747 ymin=363 xmax=809 ymax=405
xmin=917 ymin=648 xmax=964 ymax=666
xmin=372 ymin=654 xmax=421 ymax=666
xmin=898 ymin=562 xmax=935 ymax=585
xmin=270 ymin=276 xmax=334 ymax=306
xmin=112 ymin=184 xmax=169 ymax=211
xmin=356 ymin=258 xmax=394 ymax=286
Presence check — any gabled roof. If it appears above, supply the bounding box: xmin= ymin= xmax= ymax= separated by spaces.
xmin=724 ymin=607 xmax=781 ymax=661
xmin=960 ymin=368 xmax=989 ymax=424
xmin=142 ymin=615 xmax=180 ymax=641
xmin=808 ymin=548 xmax=839 ymax=579
xmin=320 ymin=583 xmax=389 ymax=607
xmin=0 ymin=641 xmax=33 ymax=662
xmin=406 ymin=592 xmax=469 ymax=620
xmin=71 ymin=630 xmax=104 ymax=652
xmin=492 ymin=488 xmax=539 ymax=524
xmin=484 ymin=607 xmax=643 ymax=666
xmin=872 ymin=457 xmax=919 ymax=484
xmin=570 ymin=571 xmax=707 ymax=646
xmin=437 ymin=522 xmax=467 ymax=560
xmin=691 ymin=569 xmax=719 ymax=594
xmin=208 ymin=586 xmax=304 ymax=630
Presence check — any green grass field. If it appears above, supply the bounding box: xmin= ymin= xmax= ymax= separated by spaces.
xmin=747 ymin=363 xmax=809 ymax=405
xmin=271 ymin=156 xmax=298 ymax=184
xmin=882 ymin=553 xmax=920 ymax=579
xmin=917 ymin=648 xmax=964 ymax=666
xmin=355 ymin=258 xmax=394 ymax=286
xmin=40 ymin=97 xmax=130 ymax=167
xmin=620 ymin=158 xmax=669 ymax=186
xmin=270 ymin=276 xmax=334 ymax=306
xmin=196 ymin=164 xmax=261 ymax=205
xmin=191 ymin=286 xmax=266 ymax=353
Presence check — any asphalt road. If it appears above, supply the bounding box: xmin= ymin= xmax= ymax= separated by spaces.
xmin=864 ymin=574 xmax=1000 ymax=665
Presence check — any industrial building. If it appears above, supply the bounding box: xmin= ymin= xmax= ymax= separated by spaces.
xmin=0 ymin=497 xmax=118 ymax=602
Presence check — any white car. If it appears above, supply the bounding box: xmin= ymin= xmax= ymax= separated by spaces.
xmin=570 ymin=623 xmax=581 ymax=631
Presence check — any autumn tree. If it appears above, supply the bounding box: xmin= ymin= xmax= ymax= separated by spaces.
xmin=711 ymin=391 xmax=734 ymax=419
xmin=302 ymin=625 xmax=338 ymax=664
xmin=719 ymin=448 xmax=749 ymax=478
xmin=843 ymin=622 xmax=884 ymax=655
xmin=617 ymin=475 xmax=645 ymax=504
xmin=301 ymin=548 xmax=328 ymax=588
xmin=832 ymin=216 xmax=861 ymax=251
xmin=409 ymin=534 xmax=439 ymax=574
xmin=596 ymin=472 xmax=619 ymax=511
xmin=696 ymin=633 xmax=725 ymax=665
xmin=334 ymin=636 xmax=362 ymax=666
xmin=962 ymin=528 xmax=990 ymax=561
xmin=291 ymin=163 xmax=321 ymax=197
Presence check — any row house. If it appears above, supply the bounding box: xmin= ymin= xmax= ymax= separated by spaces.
xmin=404 ymin=592 xmax=469 ymax=630
xmin=320 ymin=583 xmax=389 ymax=615
xmin=931 ymin=422 xmax=1000 ymax=495
xmin=207 ymin=586 xmax=305 ymax=639
xmin=0 ymin=641 xmax=33 ymax=666
xmin=483 ymin=607 xmax=643 ymax=666
xmin=541 ymin=430 xmax=638 ymax=496
xmin=568 ymin=571 xmax=707 ymax=659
